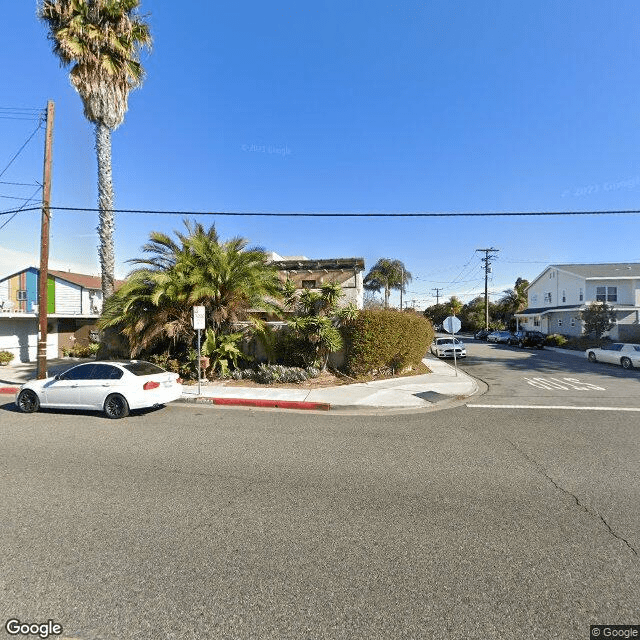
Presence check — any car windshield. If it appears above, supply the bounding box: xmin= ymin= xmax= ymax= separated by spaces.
xmin=123 ymin=361 xmax=166 ymax=376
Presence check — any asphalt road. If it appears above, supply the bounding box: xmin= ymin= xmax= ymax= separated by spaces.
xmin=1 ymin=346 xmax=639 ymax=640
xmin=458 ymin=336 xmax=640 ymax=409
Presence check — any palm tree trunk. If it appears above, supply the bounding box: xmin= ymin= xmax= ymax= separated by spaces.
xmin=384 ymin=285 xmax=390 ymax=308
xmin=95 ymin=122 xmax=115 ymax=299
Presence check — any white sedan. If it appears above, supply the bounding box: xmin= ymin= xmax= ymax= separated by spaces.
xmin=430 ymin=337 xmax=467 ymax=358
xmin=16 ymin=360 xmax=182 ymax=419
xmin=585 ymin=343 xmax=640 ymax=370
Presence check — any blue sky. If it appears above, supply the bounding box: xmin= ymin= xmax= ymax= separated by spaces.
xmin=2 ymin=1 xmax=640 ymax=308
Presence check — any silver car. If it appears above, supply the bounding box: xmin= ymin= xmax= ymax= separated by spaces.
xmin=487 ymin=331 xmax=513 ymax=344
xmin=585 ymin=343 xmax=640 ymax=370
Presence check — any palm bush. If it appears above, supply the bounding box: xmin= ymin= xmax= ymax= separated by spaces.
xmin=99 ymin=220 xmax=283 ymax=370
xmin=279 ymin=280 xmax=357 ymax=369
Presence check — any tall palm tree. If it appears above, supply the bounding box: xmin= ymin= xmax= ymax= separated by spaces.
xmin=363 ymin=258 xmax=412 ymax=308
xmin=39 ymin=0 xmax=152 ymax=299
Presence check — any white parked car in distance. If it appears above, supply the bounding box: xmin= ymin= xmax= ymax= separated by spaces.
xmin=430 ymin=337 xmax=467 ymax=359
xmin=16 ymin=360 xmax=183 ymax=419
xmin=585 ymin=343 xmax=640 ymax=370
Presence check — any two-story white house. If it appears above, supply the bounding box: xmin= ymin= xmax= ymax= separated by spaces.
xmin=515 ymin=263 xmax=640 ymax=341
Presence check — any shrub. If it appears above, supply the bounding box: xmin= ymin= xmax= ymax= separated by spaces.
xmin=148 ymin=353 xmax=181 ymax=375
xmin=0 ymin=350 xmax=14 ymax=365
xmin=342 ymin=309 xmax=434 ymax=377
xmin=562 ymin=335 xmax=609 ymax=351
xmin=545 ymin=334 xmax=567 ymax=347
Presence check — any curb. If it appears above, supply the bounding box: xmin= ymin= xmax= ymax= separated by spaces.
xmin=178 ymin=396 xmax=331 ymax=411
xmin=0 ymin=387 xmax=18 ymax=395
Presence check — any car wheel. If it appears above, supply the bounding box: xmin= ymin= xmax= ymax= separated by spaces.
xmin=587 ymin=351 xmax=597 ymax=363
xmin=17 ymin=389 xmax=40 ymax=413
xmin=518 ymin=341 xmax=524 ymax=348
xmin=104 ymin=393 xmax=130 ymax=419
xmin=621 ymin=357 xmax=633 ymax=370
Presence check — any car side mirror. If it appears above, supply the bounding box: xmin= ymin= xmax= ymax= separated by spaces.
xmin=54 ymin=374 xmax=60 ymax=381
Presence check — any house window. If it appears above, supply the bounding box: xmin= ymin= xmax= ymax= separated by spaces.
xmin=596 ymin=286 xmax=617 ymax=302
xmin=570 ymin=317 xmax=576 ymax=327
xmin=579 ymin=288 xmax=583 ymax=301
xmin=562 ymin=290 xmax=566 ymax=303
xmin=558 ymin=318 xmax=563 ymax=327
xmin=544 ymin=292 xmax=552 ymax=304
xmin=534 ymin=317 xmax=540 ymax=327
xmin=16 ymin=290 xmax=27 ymax=301
xmin=301 ymin=280 xmax=316 ymax=289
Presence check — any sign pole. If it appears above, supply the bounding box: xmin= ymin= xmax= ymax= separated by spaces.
xmin=197 ymin=327 xmax=201 ymax=396
xmin=192 ymin=306 xmax=206 ymax=396
xmin=443 ymin=315 xmax=462 ymax=377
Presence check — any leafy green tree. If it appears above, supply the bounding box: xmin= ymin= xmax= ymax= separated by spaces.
xmin=423 ymin=303 xmax=449 ymax=327
xmin=581 ymin=302 xmax=616 ymax=339
xmin=363 ymin=258 xmax=412 ymax=308
xmin=99 ymin=220 xmax=282 ymax=357
xmin=496 ymin=277 xmax=530 ymax=329
xmin=447 ymin=296 xmax=463 ymax=317
xmin=459 ymin=296 xmax=487 ymax=332
xmin=40 ymin=0 xmax=152 ymax=299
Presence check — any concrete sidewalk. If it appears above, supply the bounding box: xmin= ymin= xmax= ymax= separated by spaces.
xmin=0 ymin=356 xmax=479 ymax=412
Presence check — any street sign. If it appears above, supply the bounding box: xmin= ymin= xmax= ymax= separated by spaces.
xmin=443 ymin=315 xmax=461 ymax=334
xmin=192 ymin=306 xmax=206 ymax=330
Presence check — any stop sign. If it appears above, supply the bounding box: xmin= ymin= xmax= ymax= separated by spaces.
xmin=443 ymin=315 xmax=461 ymax=334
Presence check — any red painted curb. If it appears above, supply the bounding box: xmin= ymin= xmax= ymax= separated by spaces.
xmin=0 ymin=387 xmax=19 ymax=395
xmin=192 ymin=397 xmax=330 ymax=411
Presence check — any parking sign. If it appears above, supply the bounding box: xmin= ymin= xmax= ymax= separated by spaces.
xmin=192 ymin=306 xmax=206 ymax=329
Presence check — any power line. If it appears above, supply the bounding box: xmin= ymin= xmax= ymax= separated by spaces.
xmin=4 ymin=205 xmax=640 ymax=218
xmin=0 ymin=186 xmax=41 ymax=231
xmin=0 ymin=119 xmax=45 ymax=180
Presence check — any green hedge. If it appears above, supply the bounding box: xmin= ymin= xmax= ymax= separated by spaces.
xmin=342 ymin=309 xmax=434 ymax=377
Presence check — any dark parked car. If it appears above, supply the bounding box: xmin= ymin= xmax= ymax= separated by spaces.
xmin=509 ymin=330 xmax=546 ymax=349
xmin=474 ymin=329 xmax=491 ymax=340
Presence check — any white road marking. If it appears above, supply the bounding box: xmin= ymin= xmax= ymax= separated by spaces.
xmin=467 ymin=404 xmax=640 ymax=412
xmin=523 ymin=376 xmax=605 ymax=391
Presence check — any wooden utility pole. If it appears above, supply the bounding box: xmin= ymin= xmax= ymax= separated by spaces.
xmin=431 ymin=287 xmax=442 ymax=305
xmin=37 ymin=100 xmax=54 ymax=379
xmin=476 ymin=247 xmax=499 ymax=330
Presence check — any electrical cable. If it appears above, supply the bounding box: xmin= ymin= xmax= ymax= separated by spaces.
xmin=3 ymin=205 xmax=640 ymax=218
xmin=0 ymin=120 xmax=44 ymax=180
xmin=0 ymin=186 xmax=42 ymax=231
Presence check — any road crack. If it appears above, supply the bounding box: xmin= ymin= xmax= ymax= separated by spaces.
xmin=505 ymin=438 xmax=638 ymax=557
